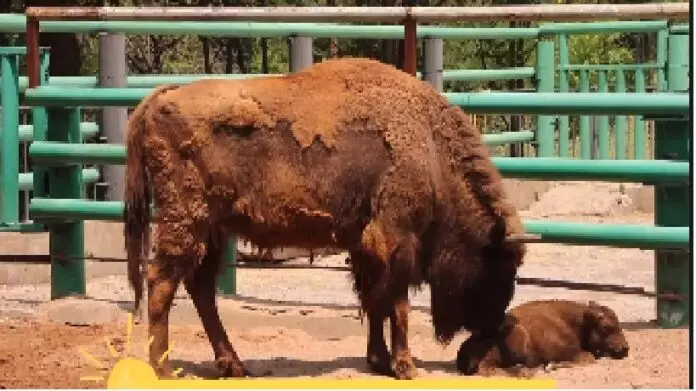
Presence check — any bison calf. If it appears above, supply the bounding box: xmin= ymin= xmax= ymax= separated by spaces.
xmin=456 ymin=300 xmax=629 ymax=377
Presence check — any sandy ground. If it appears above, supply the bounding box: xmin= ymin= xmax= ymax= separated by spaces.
xmin=0 ymin=182 xmax=691 ymax=389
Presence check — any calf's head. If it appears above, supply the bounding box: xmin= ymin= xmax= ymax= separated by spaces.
xmin=582 ymin=301 xmax=630 ymax=359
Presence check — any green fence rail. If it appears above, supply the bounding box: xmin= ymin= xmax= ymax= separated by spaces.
xmin=22 ymin=87 xmax=690 ymax=115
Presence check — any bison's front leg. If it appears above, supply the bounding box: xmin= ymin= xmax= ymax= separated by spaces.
xmin=366 ymin=311 xmax=392 ymax=376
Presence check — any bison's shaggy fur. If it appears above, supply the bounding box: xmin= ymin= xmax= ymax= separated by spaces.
xmin=456 ymin=300 xmax=630 ymax=377
xmin=124 ymin=58 xmax=526 ymax=380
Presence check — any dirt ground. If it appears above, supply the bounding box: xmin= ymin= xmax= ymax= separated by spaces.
xmin=0 ymin=182 xmax=691 ymax=389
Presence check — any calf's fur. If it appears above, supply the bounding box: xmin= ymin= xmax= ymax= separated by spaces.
xmin=457 ymin=299 xmax=630 ymax=377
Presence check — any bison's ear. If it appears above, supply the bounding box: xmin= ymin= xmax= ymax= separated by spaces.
xmin=583 ymin=306 xmax=607 ymax=326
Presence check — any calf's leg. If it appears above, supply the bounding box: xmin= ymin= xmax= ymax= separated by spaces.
xmin=183 ymin=233 xmax=247 ymax=378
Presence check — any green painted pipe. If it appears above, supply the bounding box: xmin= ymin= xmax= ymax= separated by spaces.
xmin=494 ymin=157 xmax=689 ymax=183
xmin=11 ymin=68 xmax=534 ymax=91
xmin=23 ymin=87 xmax=690 ymax=115
xmin=1 ymin=53 xmax=20 ymax=225
xmin=446 ymin=92 xmax=689 ymax=115
xmin=18 ymin=122 xmax=100 ymax=142
xmin=30 ymin=142 xmax=126 ymax=166
xmin=17 ymin=168 xmax=100 ymax=191
xmin=0 ymin=223 xmax=47 ymax=233
xmin=440 ymin=68 xmax=535 ymax=81
xmin=1 ymin=14 xmax=679 ymax=37
xmin=30 ymin=133 xmax=536 ymax=164
xmin=14 ymin=74 xmax=275 ymax=91
xmin=27 ymin=197 xmax=689 ymax=249
xmin=560 ymin=63 xmax=661 ymax=71
xmin=484 ymin=131 xmax=535 ymax=145
xmin=538 ymin=20 xmax=668 ymax=35
xmin=28 ymin=142 xmax=689 ymax=183
xmin=670 ymin=24 xmax=690 ymax=34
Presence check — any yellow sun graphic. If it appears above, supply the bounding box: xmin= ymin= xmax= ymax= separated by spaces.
xmin=77 ymin=313 xmax=557 ymax=389
xmin=78 ymin=313 xmax=189 ymax=388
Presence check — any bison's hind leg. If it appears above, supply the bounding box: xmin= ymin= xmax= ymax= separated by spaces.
xmin=183 ymin=230 xmax=249 ymax=378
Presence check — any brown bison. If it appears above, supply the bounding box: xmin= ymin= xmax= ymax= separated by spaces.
xmin=456 ymin=299 xmax=630 ymax=377
xmin=123 ymin=58 xmax=527 ymax=380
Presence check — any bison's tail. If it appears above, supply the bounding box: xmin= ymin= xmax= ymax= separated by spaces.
xmin=124 ymin=84 xmax=180 ymax=319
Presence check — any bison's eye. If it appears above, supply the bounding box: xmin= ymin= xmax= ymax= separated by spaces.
xmin=600 ymin=323 xmax=616 ymax=335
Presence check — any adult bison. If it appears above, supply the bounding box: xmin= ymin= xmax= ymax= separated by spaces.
xmin=124 ymin=58 xmax=527 ymax=380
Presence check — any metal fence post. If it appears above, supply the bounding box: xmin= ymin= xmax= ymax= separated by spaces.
xmin=633 ymin=69 xmax=647 ymax=159
xmin=614 ymin=68 xmax=627 ymax=160
xmin=47 ymin=107 xmax=86 ymax=299
xmin=98 ymin=32 xmax=127 ymax=202
xmin=31 ymin=50 xmax=50 ymax=201
xmin=557 ymin=34 xmax=570 ymax=158
xmin=597 ymin=70 xmax=610 ymax=159
xmin=654 ymin=29 xmax=690 ymax=328
xmin=535 ymin=39 xmax=555 ymax=157
xmin=290 ymin=36 xmax=313 ymax=72
xmin=423 ymin=37 xmax=443 ymax=92
xmin=579 ymin=70 xmax=591 ymax=160
xmin=0 ymin=49 xmax=21 ymax=226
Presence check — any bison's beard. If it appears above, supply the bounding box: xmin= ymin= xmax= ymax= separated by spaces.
xmin=428 ymin=243 xmax=518 ymax=345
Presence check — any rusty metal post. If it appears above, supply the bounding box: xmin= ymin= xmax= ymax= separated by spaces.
xmin=403 ymin=16 xmax=417 ymax=77
xmin=26 ymin=17 xmax=41 ymax=88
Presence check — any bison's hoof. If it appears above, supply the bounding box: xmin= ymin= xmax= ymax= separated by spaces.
xmin=216 ymin=357 xmax=248 ymax=378
xmin=455 ymin=345 xmax=479 ymax=376
xmin=392 ymin=358 xmax=418 ymax=380
xmin=367 ymin=354 xmax=394 ymax=378
xmin=153 ymin=362 xmax=178 ymax=379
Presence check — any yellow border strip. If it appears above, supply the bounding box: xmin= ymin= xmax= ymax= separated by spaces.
xmin=155 ymin=378 xmax=557 ymax=389
xmin=106 ymin=357 xmax=556 ymax=389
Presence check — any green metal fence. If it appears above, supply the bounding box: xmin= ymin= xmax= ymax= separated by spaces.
xmin=0 ymin=18 xmax=691 ymax=328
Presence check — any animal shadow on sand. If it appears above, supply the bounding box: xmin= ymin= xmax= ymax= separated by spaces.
xmin=168 ymin=356 xmax=458 ymax=379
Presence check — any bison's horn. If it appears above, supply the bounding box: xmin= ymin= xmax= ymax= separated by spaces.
xmin=505 ymin=233 xmax=543 ymax=242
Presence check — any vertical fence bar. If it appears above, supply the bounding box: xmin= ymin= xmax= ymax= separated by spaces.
xmin=218 ymin=240 xmax=237 ymax=297
xmin=579 ymin=70 xmax=591 ymax=159
xmin=0 ymin=53 xmax=20 ymax=225
xmin=403 ymin=16 xmax=418 ymax=77
xmin=31 ymin=50 xmax=50 ymax=201
xmin=423 ymin=37 xmax=444 ymax=92
xmin=289 ymin=36 xmax=313 ymax=73
xmin=634 ymin=69 xmax=647 ymax=159
xmin=615 ymin=68 xmax=627 ymax=160
xmin=656 ymin=28 xmax=668 ymax=92
xmin=48 ymin=108 xmax=86 ymax=299
xmin=597 ymin=70 xmax=610 ymax=159
xmin=535 ymin=39 xmax=555 ymax=157
xmin=557 ymin=34 xmax=570 ymax=158
xmin=654 ymin=30 xmax=690 ymax=329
